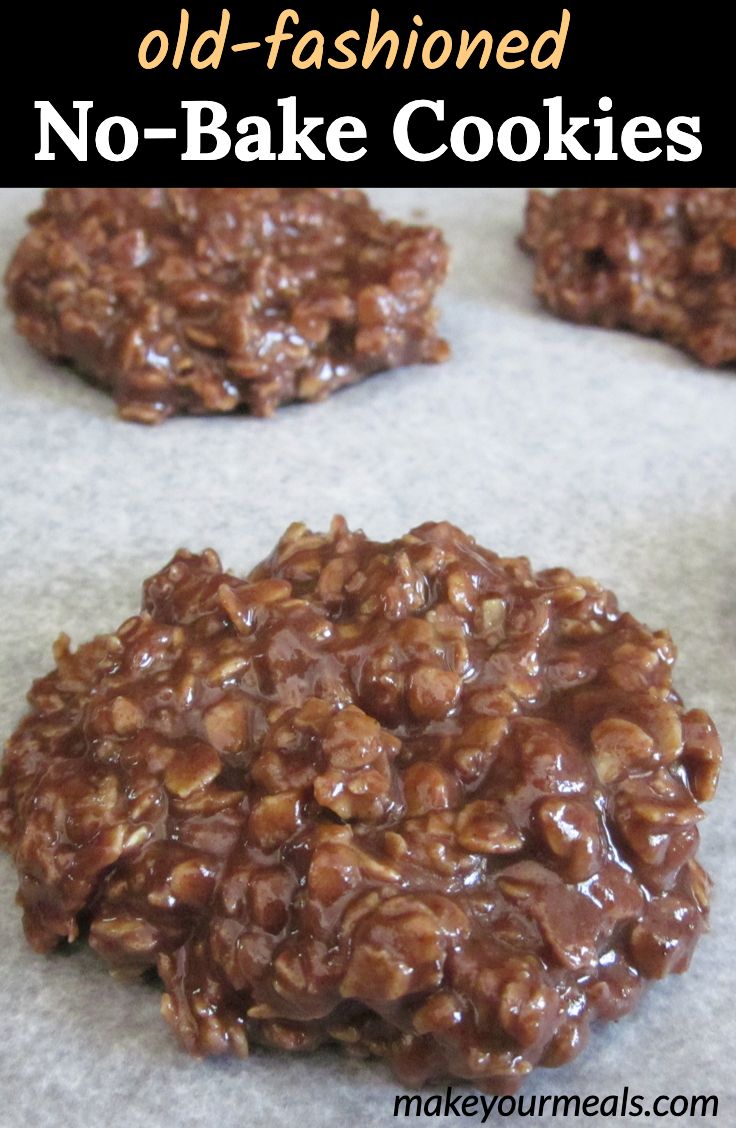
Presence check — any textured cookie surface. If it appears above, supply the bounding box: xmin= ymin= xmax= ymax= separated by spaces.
xmin=5 ymin=188 xmax=449 ymax=421
xmin=0 ymin=520 xmax=721 ymax=1091
xmin=522 ymin=187 xmax=736 ymax=365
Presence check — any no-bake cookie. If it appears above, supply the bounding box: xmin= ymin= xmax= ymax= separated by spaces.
xmin=522 ymin=187 xmax=736 ymax=365
xmin=0 ymin=520 xmax=721 ymax=1091
xmin=5 ymin=189 xmax=449 ymax=421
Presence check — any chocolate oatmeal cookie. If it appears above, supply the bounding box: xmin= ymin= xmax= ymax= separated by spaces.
xmin=0 ymin=520 xmax=721 ymax=1091
xmin=5 ymin=189 xmax=449 ymax=421
xmin=522 ymin=187 xmax=736 ymax=365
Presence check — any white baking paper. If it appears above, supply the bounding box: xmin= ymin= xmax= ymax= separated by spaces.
xmin=0 ymin=187 xmax=733 ymax=1127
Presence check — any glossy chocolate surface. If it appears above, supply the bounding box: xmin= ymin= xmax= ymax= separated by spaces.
xmin=523 ymin=187 xmax=736 ymax=366
xmin=0 ymin=520 xmax=721 ymax=1090
xmin=5 ymin=189 xmax=449 ymax=421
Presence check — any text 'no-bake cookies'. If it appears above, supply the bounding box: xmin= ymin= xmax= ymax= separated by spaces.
xmin=5 ymin=188 xmax=449 ymax=422
xmin=522 ymin=187 xmax=736 ymax=366
xmin=0 ymin=520 xmax=721 ymax=1092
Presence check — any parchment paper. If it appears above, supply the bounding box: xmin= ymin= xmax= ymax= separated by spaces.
xmin=0 ymin=188 xmax=733 ymax=1128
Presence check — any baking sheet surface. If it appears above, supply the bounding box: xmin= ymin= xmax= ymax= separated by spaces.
xmin=0 ymin=187 xmax=733 ymax=1127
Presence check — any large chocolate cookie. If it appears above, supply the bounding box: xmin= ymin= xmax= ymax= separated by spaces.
xmin=0 ymin=519 xmax=720 ymax=1091
xmin=522 ymin=187 xmax=736 ymax=366
xmin=5 ymin=189 xmax=449 ymax=421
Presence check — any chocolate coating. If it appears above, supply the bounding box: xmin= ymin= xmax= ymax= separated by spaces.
xmin=5 ymin=189 xmax=449 ymax=422
xmin=522 ymin=187 xmax=736 ymax=366
xmin=0 ymin=520 xmax=721 ymax=1091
